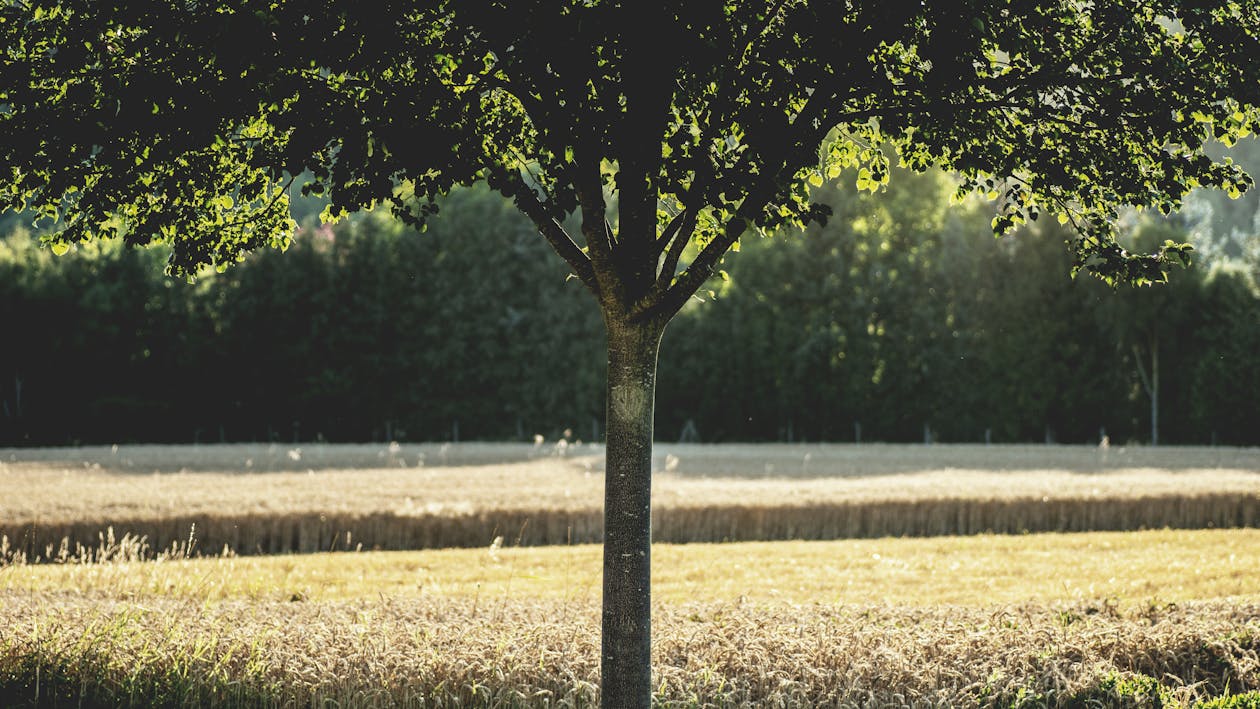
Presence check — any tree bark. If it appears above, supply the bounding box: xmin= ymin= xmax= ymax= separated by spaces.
xmin=1151 ymin=331 xmax=1159 ymax=447
xmin=1133 ymin=331 xmax=1160 ymax=446
xmin=600 ymin=316 xmax=664 ymax=709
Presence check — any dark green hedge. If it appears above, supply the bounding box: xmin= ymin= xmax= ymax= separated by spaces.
xmin=3 ymin=178 xmax=1258 ymax=446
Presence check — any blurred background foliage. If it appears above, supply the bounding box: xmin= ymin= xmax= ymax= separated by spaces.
xmin=3 ymin=142 xmax=1259 ymax=447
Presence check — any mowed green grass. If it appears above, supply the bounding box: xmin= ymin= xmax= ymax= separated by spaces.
xmin=5 ymin=528 xmax=1257 ymax=607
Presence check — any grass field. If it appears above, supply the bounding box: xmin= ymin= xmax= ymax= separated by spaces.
xmin=4 ymin=529 xmax=1258 ymax=606
xmin=3 ymin=444 xmax=1259 ymax=706
xmin=3 ymin=442 xmax=1258 ymax=558
xmin=1 ymin=529 xmax=1258 ymax=707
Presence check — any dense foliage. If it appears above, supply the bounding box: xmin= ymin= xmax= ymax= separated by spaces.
xmin=5 ymin=1 xmax=1258 ymax=309
xmin=4 ymin=174 xmax=1258 ymax=448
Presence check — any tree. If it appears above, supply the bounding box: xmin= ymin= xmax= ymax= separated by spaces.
xmin=4 ymin=2 xmax=1260 ymax=705
xmin=1100 ymin=219 xmax=1204 ymax=445
xmin=1189 ymin=262 xmax=1260 ymax=444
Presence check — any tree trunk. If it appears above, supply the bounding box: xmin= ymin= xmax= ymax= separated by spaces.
xmin=1133 ymin=332 xmax=1160 ymax=447
xmin=601 ymin=317 xmax=663 ymax=709
xmin=1150 ymin=332 xmax=1159 ymax=446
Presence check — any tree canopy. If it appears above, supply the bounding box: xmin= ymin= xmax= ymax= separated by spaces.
xmin=4 ymin=1 xmax=1259 ymax=302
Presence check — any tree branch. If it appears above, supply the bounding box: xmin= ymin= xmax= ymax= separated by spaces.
xmin=449 ymin=65 xmax=614 ymax=300
xmin=514 ymin=188 xmax=599 ymax=293
xmin=629 ymin=162 xmax=788 ymax=322
xmin=572 ymin=158 xmax=617 ymax=293
xmin=652 ymin=208 xmax=691 ymax=255
xmin=630 ymin=212 xmax=747 ymax=323
xmin=652 ymin=207 xmax=697 ymax=292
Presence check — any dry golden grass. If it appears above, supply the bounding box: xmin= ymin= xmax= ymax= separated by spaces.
xmin=2 ymin=443 xmax=1258 ymax=557
xmin=2 ymin=593 xmax=1257 ymax=707
xmin=2 ymin=528 xmax=1258 ymax=706
xmin=3 ymin=529 xmax=1258 ymax=607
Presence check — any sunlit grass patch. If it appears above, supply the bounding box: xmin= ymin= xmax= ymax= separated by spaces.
xmin=4 ymin=529 xmax=1257 ymax=607
xmin=2 ymin=528 xmax=1257 ymax=706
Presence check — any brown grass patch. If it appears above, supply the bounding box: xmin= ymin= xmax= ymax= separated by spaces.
xmin=1 ymin=593 xmax=1256 ymax=707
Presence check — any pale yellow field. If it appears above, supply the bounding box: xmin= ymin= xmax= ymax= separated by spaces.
xmin=2 ymin=443 xmax=1258 ymax=557
xmin=4 ymin=528 xmax=1257 ymax=607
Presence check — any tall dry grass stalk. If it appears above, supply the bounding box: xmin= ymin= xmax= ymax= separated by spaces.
xmin=2 ymin=443 xmax=1257 ymax=559
xmin=0 ymin=592 xmax=1256 ymax=707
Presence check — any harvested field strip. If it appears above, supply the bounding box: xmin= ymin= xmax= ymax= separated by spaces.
xmin=6 ymin=441 xmax=1259 ymax=475
xmin=1 ymin=594 xmax=1257 ymax=707
xmin=0 ymin=441 xmax=550 ymax=472
xmin=5 ymin=530 xmax=1258 ymax=606
xmin=3 ymin=443 xmax=1257 ymax=556
xmin=6 ymin=445 xmax=1259 ymax=524
xmin=4 ymin=489 xmax=1258 ymax=559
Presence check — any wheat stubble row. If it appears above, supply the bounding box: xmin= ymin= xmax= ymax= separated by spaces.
xmin=2 ymin=443 xmax=1258 ymax=557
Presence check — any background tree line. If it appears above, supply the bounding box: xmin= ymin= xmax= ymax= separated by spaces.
xmin=3 ymin=151 xmax=1259 ymax=447
xmin=657 ymin=167 xmax=1260 ymax=446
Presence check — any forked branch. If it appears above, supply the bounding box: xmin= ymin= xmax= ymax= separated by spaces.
xmin=572 ymin=159 xmax=616 ymax=274
xmin=515 ymin=190 xmax=599 ymax=293
xmin=630 ymin=213 xmax=747 ymax=323
xmin=653 ymin=207 xmax=697 ymax=292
